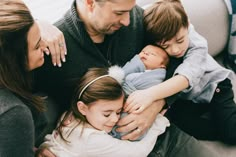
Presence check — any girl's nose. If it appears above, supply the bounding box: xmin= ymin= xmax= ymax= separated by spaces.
xmin=111 ymin=113 xmax=119 ymax=123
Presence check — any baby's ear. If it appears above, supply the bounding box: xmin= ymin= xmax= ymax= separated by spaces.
xmin=77 ymin=101 xmax=88 ymax=116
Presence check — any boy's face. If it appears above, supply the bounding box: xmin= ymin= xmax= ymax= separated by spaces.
xmin=158 ymin=27 xmax=189 ymax=58
xmin=139 ymin=45 xmax=168 ymax=70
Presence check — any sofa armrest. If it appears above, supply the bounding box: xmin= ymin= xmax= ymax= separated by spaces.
xmin=182 ymin=0 xmax=229 ymax=57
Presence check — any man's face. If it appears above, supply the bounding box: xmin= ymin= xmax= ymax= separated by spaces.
xmin=88 ymin=0 xmax=136 ymax=35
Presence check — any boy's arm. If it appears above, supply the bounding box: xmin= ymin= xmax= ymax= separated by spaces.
xmin=124 ymin=75 xmax=188 ymax=113
xmin=124 ymin=24 xmax=208 ymax=112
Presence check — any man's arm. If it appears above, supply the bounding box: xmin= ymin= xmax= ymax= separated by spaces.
xmin=116 ymin=99 xmax=165 ymax=140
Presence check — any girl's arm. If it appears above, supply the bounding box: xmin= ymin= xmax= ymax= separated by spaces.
xmin=86 ymin=114 xmax=170 ymax=157
xmin=39 ymin=114 xmax=169 ymax=157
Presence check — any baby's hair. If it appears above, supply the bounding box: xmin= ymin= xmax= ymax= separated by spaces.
xmin=150 ymin=44 xmax=170 ymax=67
xmin=57 ymin=67 xmax=124 ymax=141
xmin=144 ymin=0 xmax=189 ymax=44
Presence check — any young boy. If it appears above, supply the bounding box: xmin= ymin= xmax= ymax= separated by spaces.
xmin=124 ymin=0 xmax=236 ymax=144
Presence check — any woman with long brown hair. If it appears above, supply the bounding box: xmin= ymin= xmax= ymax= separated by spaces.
xmin=0 ymin=0 xmax=48 ymax=156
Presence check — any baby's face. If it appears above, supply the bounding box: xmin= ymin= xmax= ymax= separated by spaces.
xmin=157 ymin=26 xmax=189 ymax=58
xmin=139 ymin=45 xmax=168 ymax=70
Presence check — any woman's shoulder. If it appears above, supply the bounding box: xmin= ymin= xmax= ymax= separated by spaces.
xmin=0 ymin=88 xmax=31 ymax=116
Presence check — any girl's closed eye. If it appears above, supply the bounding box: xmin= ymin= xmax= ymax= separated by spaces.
xmin=116 ymin=110 xmax=122 ymax=115
xmin=104 ymin=112 xmax=111 ymax=117
xmin=177 ymin=39 xmax=184 ymax=43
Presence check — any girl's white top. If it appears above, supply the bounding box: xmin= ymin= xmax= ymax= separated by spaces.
xmin=40 ymin=114 xmax=170 ymax=157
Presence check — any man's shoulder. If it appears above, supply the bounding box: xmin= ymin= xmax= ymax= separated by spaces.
xmin=130 ymin=5 xmax=144 ymax=22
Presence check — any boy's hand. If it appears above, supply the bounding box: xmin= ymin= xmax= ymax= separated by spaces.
xmin=124 ymin=89 xmax=155 ymax=113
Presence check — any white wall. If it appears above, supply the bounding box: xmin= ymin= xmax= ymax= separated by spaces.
xmin=23 ymin=0 xmax=73 ymax=23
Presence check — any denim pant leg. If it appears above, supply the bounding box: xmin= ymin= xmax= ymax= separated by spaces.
xmin=148 ymin=124 xmax=219 ymax=157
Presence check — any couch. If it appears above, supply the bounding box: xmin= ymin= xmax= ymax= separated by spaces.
xmin=137 ymin=0 xmax=236 ymax=156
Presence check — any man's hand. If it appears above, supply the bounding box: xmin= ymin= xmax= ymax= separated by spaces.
xmin=37 ymin=20 xmax=67 ymax=67
xmin=35 ymin=147 xmax=56 ymax=157
xmin=116 ymin=99 xmax=165 ymax=140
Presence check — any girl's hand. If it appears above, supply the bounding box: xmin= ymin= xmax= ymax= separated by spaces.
xmin=37 ymin=20 xmax=67 ymax=67
xmin=35 ymin=147 xmax=56 ymax=157
xmin=124 ymin=89 xmax=155 ymax=113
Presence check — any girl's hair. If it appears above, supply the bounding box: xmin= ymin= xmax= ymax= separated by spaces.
xmin=58 ymin=67 xmax=124 ymax=141
xmin=144 ymin=0 xmax=189 ymax=44
xmin=0 ymin=0 xmax=44 ymax=111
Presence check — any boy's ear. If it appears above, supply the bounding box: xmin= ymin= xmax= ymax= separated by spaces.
xmin=77 ymin=101 xmax=88 ymax=116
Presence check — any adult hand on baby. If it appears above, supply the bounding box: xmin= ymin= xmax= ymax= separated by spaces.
xmin=37 ymin=20 xmax=67 ymax=67
xmin=124 ymin=89 xmax=156 ymax=113
xmin=117 ymin=99 xmax=165 ymax=140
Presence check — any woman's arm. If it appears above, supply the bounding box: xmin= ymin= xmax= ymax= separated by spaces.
xmin=0 ymin=106 xmax=35 ymax=157
xmin=37 ymin=20 xmax=67 ymax=67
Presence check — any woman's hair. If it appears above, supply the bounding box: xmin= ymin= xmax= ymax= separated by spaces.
xmin=144 ymin=0 xmax=189 ymax=44
xmin=58 ymin=67 xmax=124 ymax=141
xmin=0 ymin=0 xmax=44 ymax=111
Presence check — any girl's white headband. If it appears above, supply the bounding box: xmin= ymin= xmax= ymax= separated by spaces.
xmin=78 ymin=66 xmax=124 ymax=99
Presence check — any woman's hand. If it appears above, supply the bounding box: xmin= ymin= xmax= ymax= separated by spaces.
xmin=37 ymin=20 xmax=67 ymax=67
xmin=116 ymin=99 xmax=165 ymax=140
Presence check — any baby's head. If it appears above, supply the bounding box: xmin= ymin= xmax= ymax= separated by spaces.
xmin=139 ymin=45 xmax=169 ymax=70
xmin=72 ymin=67 xmax=125 ymax=132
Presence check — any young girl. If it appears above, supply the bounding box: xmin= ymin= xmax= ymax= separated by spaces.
xmin=39 ymin=67 xmax=170 ymax=157
xmin=124 ymin=0 xmax=236 ymax=144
